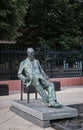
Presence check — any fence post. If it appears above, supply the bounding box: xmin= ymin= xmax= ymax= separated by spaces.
xmin=82 ymin=45 xmax=83 ymax=76
xmin=43 ymin=46 xmax=46 ymax=72
xmin=50 ymin=52 xmax=53 ymax=78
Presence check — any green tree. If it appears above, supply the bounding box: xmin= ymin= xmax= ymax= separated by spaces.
xmin=18 ymin=0 xmax=83 ymax=50
xmin=0 ymin=0 xmax=28 ymax=40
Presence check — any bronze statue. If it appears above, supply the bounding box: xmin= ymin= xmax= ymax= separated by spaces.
xmin=18 ymin=48 xmax=61 ymax=108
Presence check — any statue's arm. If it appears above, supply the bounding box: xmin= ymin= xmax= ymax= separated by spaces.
xmin=18 ymin=61 xmax=26 ymax=83
xmin=37 ymin=60 xmax=49 ymax=80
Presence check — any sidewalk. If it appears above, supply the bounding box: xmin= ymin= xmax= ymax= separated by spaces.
xmin=0 ymin=86 xmax=83 ymax=130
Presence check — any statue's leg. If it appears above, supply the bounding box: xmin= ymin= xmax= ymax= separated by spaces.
xmin=47 ymin=82 xmax=57 ymax=102
xmin=47 ymin=82 xmax=62 ymax=107
xmin=40 ymin=79 xmax=57 ymax=102
xmin=34 ymin=81 xmax=48 ymax=103
xmin=39 ymin=79 xmax=62 ymax=107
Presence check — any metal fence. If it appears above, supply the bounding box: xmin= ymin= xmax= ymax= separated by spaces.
xmin=0 ymin=46 xmax=82 ymax=80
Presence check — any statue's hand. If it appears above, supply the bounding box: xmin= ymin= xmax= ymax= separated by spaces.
xmin=25 ymin=76 xmax=30 ymax=83
xmin=44 ymin=75 xmax=49 ymax=80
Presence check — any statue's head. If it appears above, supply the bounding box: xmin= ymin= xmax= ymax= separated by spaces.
xmin=27 ymin=48 xmax=34 ymax=60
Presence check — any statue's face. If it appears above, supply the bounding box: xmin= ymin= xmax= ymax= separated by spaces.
xmin=27 ymin=48 xmax=34 ymax=60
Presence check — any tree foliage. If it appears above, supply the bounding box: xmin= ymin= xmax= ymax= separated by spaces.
xmin=0 ymin=0 xmax=28 ymax=40
xmin=18 ymin=0 xmax=83 ymax=50
xmin=0 ymin=0 xmax=83 ymax=50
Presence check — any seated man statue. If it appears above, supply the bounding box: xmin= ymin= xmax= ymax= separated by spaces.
xmin=18 ymin=48 xmax=61 ymax=108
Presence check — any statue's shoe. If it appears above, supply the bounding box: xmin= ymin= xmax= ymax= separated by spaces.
xmin=48 ymin=101 xmax=62 ymax=108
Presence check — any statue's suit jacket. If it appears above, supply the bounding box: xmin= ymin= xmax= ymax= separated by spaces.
xmin=18 ymin=58 xmax=48 ymax=87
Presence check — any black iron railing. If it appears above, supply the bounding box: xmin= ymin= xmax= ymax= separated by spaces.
xmin=0 ymin=46 xmax=82 ymax=80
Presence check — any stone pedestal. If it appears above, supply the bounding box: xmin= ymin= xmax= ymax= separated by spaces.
xmin=10 ymin=99 xmax=78 ymax=128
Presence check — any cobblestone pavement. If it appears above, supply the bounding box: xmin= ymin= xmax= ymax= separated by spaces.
xmin=51 ymin=103 xmax=83 ymax=130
